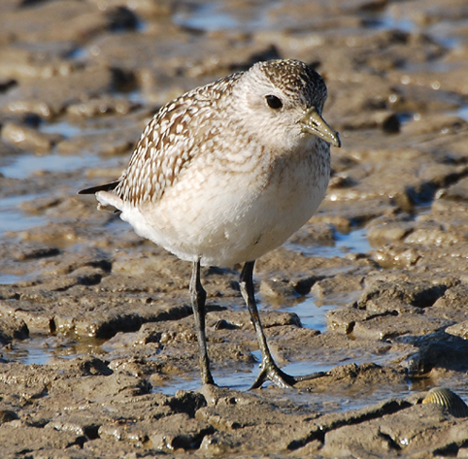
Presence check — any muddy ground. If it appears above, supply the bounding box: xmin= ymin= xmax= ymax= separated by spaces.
xmin=1 ymin=0 xmax=468 ymax=457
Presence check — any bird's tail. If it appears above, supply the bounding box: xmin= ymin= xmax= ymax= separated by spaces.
xmin=78 ymin=180 xmax=120 ymax=195
xmin=78 ymin=180 xmax=124 ymax=213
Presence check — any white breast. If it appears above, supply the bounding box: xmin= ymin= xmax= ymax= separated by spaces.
xmin=101 ymin=138 xmax=330 ymax=267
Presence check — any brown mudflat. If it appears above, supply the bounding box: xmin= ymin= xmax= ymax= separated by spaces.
xmin=1 ymin=0 xmax=468 ymax=457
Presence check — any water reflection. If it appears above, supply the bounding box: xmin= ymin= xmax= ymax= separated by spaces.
xmin=0 ymin=152 xmax=102 ymax=180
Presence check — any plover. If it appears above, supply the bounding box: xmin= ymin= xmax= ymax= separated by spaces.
xmin=80 ymin=59 xmax=341 ymax=389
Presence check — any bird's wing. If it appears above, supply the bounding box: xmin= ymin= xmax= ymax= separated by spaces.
xmin=79 ymin=72 xmax=241 ymax=206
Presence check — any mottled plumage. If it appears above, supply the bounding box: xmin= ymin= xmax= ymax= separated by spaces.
xmin=115 ymin=73 xmax=243 ymax=206
xmin=80 ymin=59 xmax=341 ymax=389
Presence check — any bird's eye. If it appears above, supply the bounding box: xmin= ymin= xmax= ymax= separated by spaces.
xmin=265 ymin=95 xmax=283 ymax=110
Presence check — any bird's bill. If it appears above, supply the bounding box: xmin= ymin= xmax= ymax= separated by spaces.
xmin=300 ymin=106 xmax=341 ymax=148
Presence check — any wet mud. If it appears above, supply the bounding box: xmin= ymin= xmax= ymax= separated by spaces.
xmin=1 ymin=0 xmax=468 ymax=457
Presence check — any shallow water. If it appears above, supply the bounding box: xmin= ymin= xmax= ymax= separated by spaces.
xmin=0 ymin=151 xmax=102 ymax=180
xmin=172 ymin=2 xmax=276 ymax=32
xmin=0 ymin=117 xmax=128 ymax=181
xmin=287 ymin=227 xmax=372 ymax=258
xmin=285 ymin=297 xmax=337 ymax=332
xmin=0 ymin=194 xmax=47 ymax=235
xmin=0 ymin=103 xmax=375 ymax=384
xmin=153 ymin=356 xmax=417 ymax=415
xmin=173 ymin=1 xmax=420 ymax=36
xmin=457 ymin=105 xmax=468 ymax=122
xmin=365 ymin=14 xmax=415 ymax=34
xmin=2 ymin=335 xmax=107 ymax=365
xmin=0 ymin=218 xmax=412 ymax=411
xmin=0 ymin=228 xmax=364 ymax=358
xmin=0 ymin=0 xmax=466 ymax=427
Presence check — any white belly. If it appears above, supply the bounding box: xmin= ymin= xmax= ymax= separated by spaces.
xmin=106 ymin=148 xmax=329 ymax=267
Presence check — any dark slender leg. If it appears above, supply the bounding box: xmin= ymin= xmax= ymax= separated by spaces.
xmin=239 ymin=260 xmax=297 ymax=389
xmin=240 ymin=261 xmax=326 ymax=389
xmin=189 ymin=259 xmax=215 ymax=386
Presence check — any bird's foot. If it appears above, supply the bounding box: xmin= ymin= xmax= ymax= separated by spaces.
xmin=201 ymin=372 xmax=216 ymax=387
xmin=249 ymin=361 xmax=296 ymax=390
xmin=249 ymin=362 xmax=326 ymax=390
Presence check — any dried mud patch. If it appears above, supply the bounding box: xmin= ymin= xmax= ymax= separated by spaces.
xmin=1 ymin=0 xmax=468 ymax=457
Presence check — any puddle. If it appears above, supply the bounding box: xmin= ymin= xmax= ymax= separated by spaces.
xmin=3 ymin=339 xmax=55 ymax=365
xmin=173 ymin=3 xmax=420 ymax=36
xmin=0 ymin=117 xmax=125 ymax=182
xmin=174 ymin=4 xmax=238 ymax=31
xmin=288 ymin=227 xmax=372 ymax=259
xmin=364 ymin=15 xmax=415 ymax=33
xmin=2 ymin=335 xmax=107 ymax=365
xmin=403 ymin=60 xmax=462 ymax=74
xmin=457 ymin=106 xmax=468 ymax=123
xmin=157 ymin=368 xmax=255 ymax=395
xmin=0 ymin=194 xmax=48 ymax=235
xmin=39 ymin=118 xmax=133 ymax=138
xmin=154 ymin=356 xmax=415 ymax=414
xmin=172 ymin=2 xmax=277 ymax=32
xmin=396 ymin=112 xmax=416 ymax=125
xmin=40 ymin=120 xmax=91 ymax=137
xmin=1 ymin=227 xmax=371 ymax=361
xmin=0 ymin=152 xmax=103 ymax=180
xmin=287 ymin=297 xmax=335 ymax=332
xmin=0 ymin=273 xmax=37 ymax=285
xmin=67 ymin=46 xmax=89 ymax=62
xmin=1 ymin=0 xmax=465 ymax=414
xmin=154 ymin=358 xmax=337 ymax=397
xmin=329 ymin=227 xmax=371 ymax=255
xmin=425 ymin=20 xmax=465 ymax=48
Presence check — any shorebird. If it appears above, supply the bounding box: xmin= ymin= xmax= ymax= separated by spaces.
xmin=79 ymin=59 xmax=341 ymax=389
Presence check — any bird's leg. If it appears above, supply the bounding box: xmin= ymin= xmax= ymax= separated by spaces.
xmin=239 ymin=261 xmax=296 ymax=389
xmin=189 ymin=259 xmax=215 ymax=386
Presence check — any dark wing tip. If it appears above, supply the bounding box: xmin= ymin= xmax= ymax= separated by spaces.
xmin=78 ymin=180 xmax=120 ymax=195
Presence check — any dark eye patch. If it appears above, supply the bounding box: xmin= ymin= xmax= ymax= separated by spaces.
xmin=265 ymin=95 xmax=283 ymax=109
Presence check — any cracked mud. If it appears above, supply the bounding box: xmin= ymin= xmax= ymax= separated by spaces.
xmin=1 ymin=0 xmax=468 ymax=457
